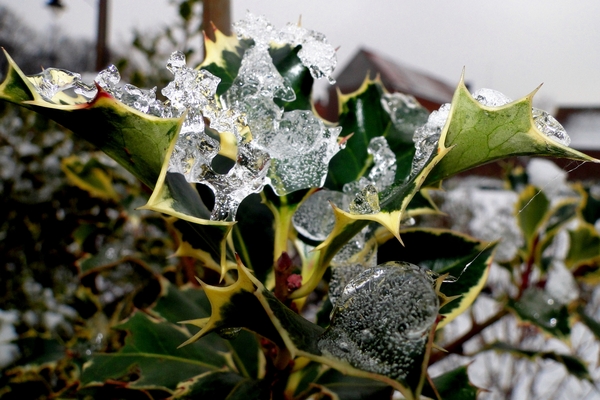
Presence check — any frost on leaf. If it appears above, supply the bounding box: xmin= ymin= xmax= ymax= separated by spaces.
xmin=22 ymin=13 xmax=345 ymax=221
xmin=318 ymin=261 xmax=439 ymax=382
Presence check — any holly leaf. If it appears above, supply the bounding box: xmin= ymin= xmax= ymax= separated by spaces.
xmin=378 ymin=228 xmax=494 ymax=328
xmin=312 ymin=368 xmax=393 ymax=400
xmin=81 ymin=312 xmax=228 ymax=393
xmin=423 ymin=75 xmax=598 ymax=186
xmin=0 ymin=50 xmax=182 ymax=189
xmin=485 ymin=341 xmax=592 ymax=382
xmin=565 ymin=223 xmax=600 ymax=274
xmin=325 ymin=78 xmax=428 ymax=190
xmin=507 ymin=287 xmax=571 ymax=339
xmin=61 ymin=155 xmax=119 ymax=201
xmin=422 ymin=366 xmax=479 ymax=400
xmin=515 ymin=185 xmax=549 ymax=248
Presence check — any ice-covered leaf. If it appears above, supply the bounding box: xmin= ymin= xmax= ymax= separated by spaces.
xmin=0 ymin=50 xmax=183 ymax=189
xmin=326 ymin=78 xmax=427 ymax=190
xmin=378 ymin=228 xmax=494 ymax=328
xmin=421 ymin=366 xmax=479 ymax=400
xmin=485 ymin=342 xmax=592 ymax=382
xmin=516 ymin=185 xmax=549 ymax=247
xmin=61 ymin=155 xmax=119 ymax=201
xmin=80 ymin=312 xmax=228 ymax=393
xmin=140 ymin=140 xmax=234 ymax=276
xmin=508 ymin=287 xmax=571 ymax=339
xmin=423 ymin=76 xmax=598 ymax=186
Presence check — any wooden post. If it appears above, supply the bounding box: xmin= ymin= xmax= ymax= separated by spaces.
xmin=96 ymin=0 xmax=109 ymax=71
xmin=202 ymin=0 xmax=231 ymax=42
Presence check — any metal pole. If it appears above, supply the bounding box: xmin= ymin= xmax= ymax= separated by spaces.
xmin=96 ymin=0 xmax=109 ymax=70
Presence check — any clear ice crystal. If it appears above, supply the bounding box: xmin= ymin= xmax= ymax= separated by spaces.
xmin=224 ymin=45 xmax=295 ymax=106
xmin=95 ymin=64 xmax=121 ymax=97
xmin=318 ymin=262 xmax=439 ymax=381
xmin=381 ymin=92 xmax=428 ymax=138
xmin=29 ymin=68 xmax=82 ymax=100
xmin=365 ymin=137 xmax=396 ymax=191
xmin=410 ymin=103 xmax=450 ymax=176
xmin=233 ymin=11 xmax=337 ymax=83
xmin=292 ymin=189 xmax=348 ymax=241
xmin=262 ymin=110 xmax=342 ymax=195
xmin=532 ymin=108 xmax=571 ymax=146
xmin=120 ymin=84 xmax=157 ymax=114
xmin=472 ymin=88 xmax=513 ymax=107
xmin=349 ymin=185 xmax=380 ymax=214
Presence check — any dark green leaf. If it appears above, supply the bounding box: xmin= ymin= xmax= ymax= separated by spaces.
xmin=271 ymin=45 xmax=314 ymax=111
xmin=314 ymin=369 xmax=393 ymax=400
xmin=422 ymin=366 xmax=478 ymax=400
xmin=81 ymin=312 xmax=227 ymax=392
xmin=566 ymin=224 xmax=600 ymax=269
xmin=516 ymin=185 xmax=549 ymax=247
xmin=486 ymin=342 xmax=591 ymax=382
xmin=508 ymin=288 xmax=570 ymax=339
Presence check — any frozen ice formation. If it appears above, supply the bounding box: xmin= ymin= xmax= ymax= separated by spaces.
xmin=26 ymin=13 xmax=344 ymax=221
xmin=381 ymin=92 xmax=429 ymax=140
xmin=292 ymin=189 xmax=348 ymax=241
xmin=348 ymin=185 xmax=380 ymax=214
xmin=318 ymin=261 xmax=439 ymax=381
xmin=411 ymin=103 xmax=450 ymax=176
xmin=471 ymin=88 xmax=512 ymax=107
xmin=233 ymin=11 xmax=337 ymax=83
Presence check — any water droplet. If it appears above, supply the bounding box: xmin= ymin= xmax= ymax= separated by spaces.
xmin=532 ymin=108 xmax=571 ymax=146
xmin=318 ymin=262 xmax=439 ymax=382
xmin=549 ymin=318 xmax=557 ymax=327
xmin=29 ymin=68 xmax=82 ymax=100
xmin=217 ymin=327 xmax=242 ymax=340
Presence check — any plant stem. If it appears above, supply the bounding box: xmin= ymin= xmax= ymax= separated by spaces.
xmin=429 ymin=308 xmax=509 ymax=364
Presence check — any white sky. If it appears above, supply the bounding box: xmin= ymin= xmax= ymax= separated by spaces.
xmin=2 ymin=0 xmax=600 ymax=108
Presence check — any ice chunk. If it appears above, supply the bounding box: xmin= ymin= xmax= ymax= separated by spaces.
xmin=292 ymin=189 xmax=348 ymax=241
xmin=29 ymin=68 xmax=82 ymax=100
xmin=349 ymin=185 xmax=380 ymax=214
xmin=120 ymin=84 xmax=157 ymax=114
xmin=410 ymin=103 xmax=450 ymax=176
xmin=318 ymin=262 xmax=439 ymax=381
xmin=74 ymin=81 xmax=98 ymax=99
xmin=95 ymin=64 xmax=121 ymax=97
xmin=263 ymin=110 xmax=342 ymax=195
xmin=532 ymin=108 xmax=571 ymax=146
xmin=365 ymin=137 xmax=396 ymax=191
xmin=224 ymin=45 xmax=295 ymax=105
xmin=381 ymin=92 xmax=428 ymax=139
xmin=472 ymin=88 xmax=512 ymax=107
xmin=232 ymin=11 xmax=277 ymax=48
xmin=297 ymin=30 xmax=337 ymax=84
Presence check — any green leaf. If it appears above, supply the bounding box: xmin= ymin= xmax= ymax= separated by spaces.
xmin=535 ymin=198 xmax=578 ymax=272
xmin=81 ymin=312 xmax=228 ymax=393
xmin=578 ymin=184 xmax=600 ymax=226
xmin=566 ymin=223 xmax=600 ymax=270
xmin=174 ymin=371 xmax=246 ymax=399
xmin=0 ymin=51 xmax=183 ymax=189
xmin=424 ymin=76 xmax=598 ymax=187
xmin=378 ymin=228 xmax=494 ymax=328
xmin=485 ymin=341 xmax=592 ymax=382
xmin=422 ymin=366 xmax=478 ymax=400
xmin=61 ymin=155 xmax=119 ymax=201
xmin=313 ymin=369 xmax=393 ymax=400
xmin=508 ymin=287 xmax=571 ymax=339
xmin=326 ymin=78 xmax=428 ymax=190
xmin=516 ymin=185 xmax=549 ymax=247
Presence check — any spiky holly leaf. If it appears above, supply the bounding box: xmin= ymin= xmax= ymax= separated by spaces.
xmin=424 ymin=75 xmax=598 ymax=186
xmin=0 ymin=50 xmax=183 ymax=189
xmin=507 ymin=287 xmax=571 ymax=340
xmin=422 ymin=366 xmax=479 ymax=400
xmin=326 ymin=78 xmax=428 ymax=190
xmin=311 ymin=368 xmax=394 ymax=400
xmin=80 ymin=312 xmax=228 ymax=393
xmin=485 ymin=342 xmax=592 ymax=382
xmin=535 ymin=198 xmax=578 ymax=272
xmin=378 ymin=228 xmax=494 ymax=328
